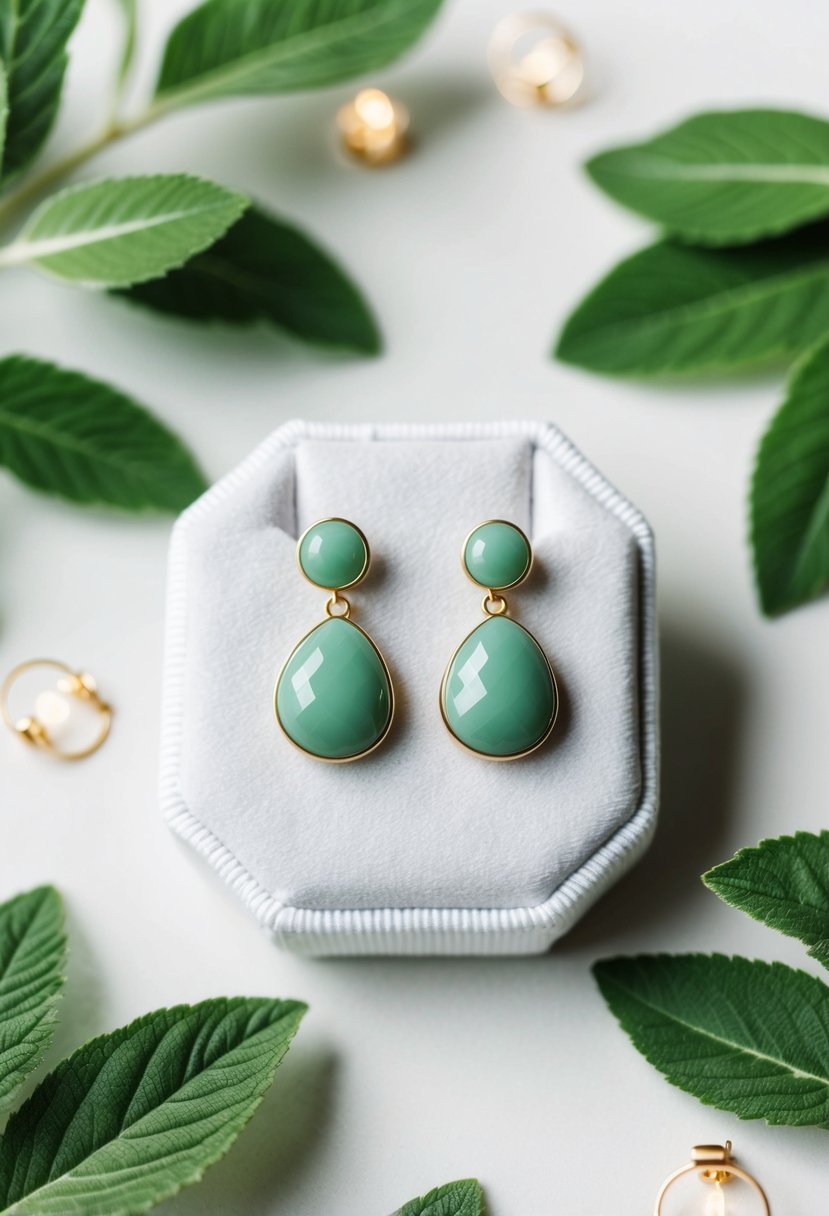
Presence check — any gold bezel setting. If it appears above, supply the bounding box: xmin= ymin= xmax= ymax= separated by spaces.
xmin=460 ymin=518 xmax=533 ymax=591
xmin=439 ymin=617 xmax=559 ymax=762
xmin=295 ymin=517 xmax=371 ymax=592
xmin=274 ymin=617 xmax=395 ymax=763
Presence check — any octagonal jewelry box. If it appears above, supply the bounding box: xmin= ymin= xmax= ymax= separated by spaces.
xmin=160 ymin=419 xmax=658 ymax=955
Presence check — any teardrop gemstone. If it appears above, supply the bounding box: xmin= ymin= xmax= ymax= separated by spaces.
xmin=275 ymin=617 xmax=392 ymax=761
xmin=441 ymin=616 xmax=557 ymax=758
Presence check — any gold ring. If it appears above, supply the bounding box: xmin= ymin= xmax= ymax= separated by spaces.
xmin=1 ymin=658 xmax=112 ymax=761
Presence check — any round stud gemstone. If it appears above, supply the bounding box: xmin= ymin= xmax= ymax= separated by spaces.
xmin=298 ymin=519 xmax=368 ymax=590
xmin=441 ymin=616 xmax=556 ymax=758
xmin=463 ymin=521 xmax=531 ymax=590
xmin=276 ymin=617 xmax=392 ymax=760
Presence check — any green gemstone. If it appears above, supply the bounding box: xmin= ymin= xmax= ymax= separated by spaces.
xmin=298 ymin=519 xmax=368 ymax=590
xmin=441 ymin=616 xmax=556 ymax=758
xmin=463 ymin=522 xmax=531 ymax=589
xmin=276 ymin=617 xmax=391 ymax=760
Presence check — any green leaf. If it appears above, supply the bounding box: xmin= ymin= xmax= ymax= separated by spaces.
xmin=0 ymin=997 xmax=306 ymax=1215
xmin=705 ymin=833 xmax=829 ymax=970
xmin=586 ymin=109 xmax=829 ymax=246
xmin=394 ymin=1180 xmax=484 ymax=1216
xmin=0 ymin=887 xmax=65 ymax=1114
xmin=116 ymin=205 xmax=381 ymax=353
xmin=153 ymin=0 xmax=443 ymax=110
xmin=0 ymin=0 xmax=85 ymax=182
xmin=594 ymin=954 xmax=829 ymax=1128
xmin=0 ymin=355 xmax=208 ymax=512
xmin=0 ymin=60 xmax=8 ymax=170
xmin=0 ymin=174 xmax=248 ymax=287
xmin=750 ymin=336 xmax=829 ymax=615
xmin=114 ymin=0 xmax=138 ymax=88
xmin=555 ymin=227 xmax=829 ymax=376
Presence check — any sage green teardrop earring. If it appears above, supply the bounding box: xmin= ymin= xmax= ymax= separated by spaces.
xmin=440 ymin=520 xmax=558 ymax=760
xmin=275 ymin=518 xmax=394 ymax=762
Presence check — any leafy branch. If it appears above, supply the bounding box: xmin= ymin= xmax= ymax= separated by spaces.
xmin=554 ymin=108 xmax=829 ymax=617
xmin=595 ymin=830 xmax=829 ymax=1128
xmin=0 ymin=0 xmax=442 ymax=229
xmin=0 ymin=0 xmax=444 ymax=514
xmin=0 ymin=884 xmax=483 ymax=1214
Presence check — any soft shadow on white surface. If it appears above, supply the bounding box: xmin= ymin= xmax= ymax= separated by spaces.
xmin=52 ymin=899 xmax=108 ymax=1056
xmin=562 ymin=619 xmax=748 ymax=949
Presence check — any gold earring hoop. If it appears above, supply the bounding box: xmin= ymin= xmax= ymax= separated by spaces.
xmin=1 ymin=658 xmax=112 ymax=761
xmin=655 ymin=1143 xmax=771 ymax=1215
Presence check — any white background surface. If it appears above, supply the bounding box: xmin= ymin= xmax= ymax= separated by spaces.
xmin=2 ymin=1 xmax=828 ymax=1212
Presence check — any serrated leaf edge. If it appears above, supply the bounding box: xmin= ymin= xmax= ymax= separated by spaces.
xmin=0 ymin=997 xmax=308 ymax=1216
xmin=393 ymin=1177 xmax=484 ymax=1216
xmin=748 ymin=333 xmax=829 ymax=616
xmin=0 ymin=885 xmax=67 ymax=1114
xmin=0 ymin=174 xmax=249 ymax=287
xmin=155 ymin=0 xmax=440 ymax=111
xmin=704 ymin=831 xmax=829 ymax=969
xmin=0 ymin=352 xmax=209 ymax=512
xmin=594 ymin=952 xmax=829 ymax=1124
xmin=554 ymin=243 xmax=829 ymax=378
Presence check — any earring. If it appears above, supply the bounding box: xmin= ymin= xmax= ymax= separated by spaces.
xmin=274 ymin=518 xmax=394 ymax=762
xmin=1 ymin=658 xmax=112 ymax=761
xmin=440 ymin=520 xmax=558 ymax=760
xmin=654 ymin=1142 xmax=770 ymax=1215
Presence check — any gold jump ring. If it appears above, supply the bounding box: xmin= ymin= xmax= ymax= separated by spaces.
xmin=325 ymin=592 xmax=351 ymax=619
xmin=482 ymin=592 xmax=508 ymax=616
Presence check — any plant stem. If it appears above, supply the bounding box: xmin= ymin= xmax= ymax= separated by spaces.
xmin=0 ymin=105 xmax=164 ymax=232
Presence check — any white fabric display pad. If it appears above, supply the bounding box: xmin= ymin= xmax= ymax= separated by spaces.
xmin=161 ymin=420 xmax=658 ymax=955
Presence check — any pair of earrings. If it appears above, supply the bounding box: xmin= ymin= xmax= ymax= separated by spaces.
xmin=274 ymin=518 xmax=558 ymax=763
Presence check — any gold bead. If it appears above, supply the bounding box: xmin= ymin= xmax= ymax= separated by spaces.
xmin=336 ymin=88 xmax=410 ymax=166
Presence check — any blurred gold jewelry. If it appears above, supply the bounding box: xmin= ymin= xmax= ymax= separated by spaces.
xmin=488 ymin=11 xmax=585 ymax=108
xmin=336 ymin=88 xmax=410 ymax=165
xmin=655 ymin=1143 xmax=770 ymax=1215
xmin=1 ymin=658 xmax=112 ymax=761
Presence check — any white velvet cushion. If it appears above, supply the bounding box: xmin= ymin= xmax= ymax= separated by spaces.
xmin=161 ymin=420 xmax=657 ymax=955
